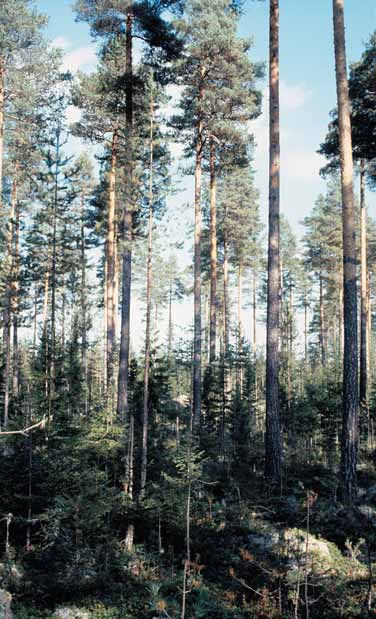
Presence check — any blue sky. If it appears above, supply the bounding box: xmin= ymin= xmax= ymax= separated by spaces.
xmin=239 ymin=0 xmax=376 ymax=232
xmin=33 ymin=0 xmax=376 ymax=345
xmin=35 ymin=0 xmax=376 ymax=234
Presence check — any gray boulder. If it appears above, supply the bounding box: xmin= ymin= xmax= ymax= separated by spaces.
xmin=246 ymin=520 xmax=366 ymax=579
xmin=52 ymin=608 xmax=90 ymax=619
xmin=0 ymin=590 xmax=13 ymax=619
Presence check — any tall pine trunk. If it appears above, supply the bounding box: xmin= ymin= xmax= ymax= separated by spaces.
xmin=168 ymin=282 xmax=173 ymax=359
xmin=252 ymin=270 xmax=257 ymax=357
xmin=253 ymin=269 xmax=258 ymax=406
xmin=193 ymin=69 xmax=204 ymax=426
xmin=265 ymin=0 xmax=282 ymax=483
xmin=12 ymin=199 xmax=20 ymax=399
xmin=118 ymin=10 xmax=133 ymax=423
xmin=3 ymin=173 xmax=17 ymax=428
xmin=49 ymin=136 xmax=60 ymax=420
xmin=0 ymin=59 xmax=4 ymax=211
xmin=117 ymin=9 xmax=135 ymax=552
xmin=359 ymin=161 xmax=367 ymax=410
xmin=332 ymin=0 xmax=358 ymax=504
xmin=304 ymin=295 xmax=308 ymax=368
xmin=209 ymin=139 xmax=217 ymax=363
xmin=223 ymin=211 xmax=230 ymax=357
xmin=81 ymin=193 xmax=88 ymax=415
xmin=140 ymin=95 xmax=154 ymax=497
xmin=237 ymin=263 xmax=243 ymax=390
xmin=106 ymin=131 xmax=118 ymax=390
xmin=319 ymin=271 xmax=326 ymax=366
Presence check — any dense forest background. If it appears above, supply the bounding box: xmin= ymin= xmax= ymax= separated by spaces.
xmin=1 ymin=0 xmax=376 ymax=617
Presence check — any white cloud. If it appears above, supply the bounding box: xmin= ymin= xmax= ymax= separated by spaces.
xmin=66 ymin=105 xmax=81 ymax=125
xmin=62 ymin=45 xmax=97 ymax=74
xmin=280 ymin=81 xmax=313 ymax=111
xmin=51 ymin=36 xmax=71 ymax=51
xmin=50 ymin=35 xmax=98 ymax=74
xmin=255 ymin=81 xmax=313 ymax=121
xmin=283 ymin=149 xmax=325 ymax=181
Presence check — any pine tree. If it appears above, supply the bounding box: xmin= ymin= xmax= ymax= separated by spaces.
xmin=71 ymin=41 xmax=127 ymax=391
xmin=74 ymin=0 xmax=183 ymax=431
xmin=302 ymin=179 xmax=343 ymax=367
xmin=265 ymin=0 xmax=282 ymax=483
xmin=320 ymin=33 xmax=376 ymax=413
xmin=0 ymin=0 xmax=48 ymax=211
xmin=173 ymin=0 xmax=262 ymax=425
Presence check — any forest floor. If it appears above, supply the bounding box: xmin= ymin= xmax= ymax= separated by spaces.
xmin=8 ymin=451 xmax=376 ymax=619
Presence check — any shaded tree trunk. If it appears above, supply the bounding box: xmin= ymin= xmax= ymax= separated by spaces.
xmin=168 ymin=282 xmax=173 ymax=359
xmin=339 ymin=286 xmax=343 ymax=361
xmin=359 ymin=161 xmax=368 ymax=410
xmin=33 ymin=288 xmax=38 ymax=352
xmin=42 ymin=262 xmax=50 ymax=399
xmin=253 ymin=269 xmax=258 ymax=406
xmin=193 ymin=67 xmax=204 ymax=426
xmin=304 ymin=297 xmax=308 ymax=368
xmin=49 ymin=136 xmax=60 ymax=421
xmin=265 ymin=0 xmax=282 ymax=483
xmin=333 ymin=0 xmax=358 ymax=504
xmin=0 ymin=58 xmax=4 ymax=211
xmin=319 ymin=271 xmax=326 ymax=366
xmin=61 ymin=277 xmax=66 ymax=356
xmin=117 ymin=8 xmax=134 ymax=551
xmin=12 ymin=199 xmax=20 ymax=399
xmin=252 ymin=270 xmax=257 ymax=357
xmin=106 ymin=130 xmax=118 ymax=390
xmin=3 ymin=173 xmax=17 ymax=428
xmin=223 ymin=215 xmax=230 ymax=358
xmin=237 ymin=263 xmax=243 ymax=390
xmin=140 ymin=95 xmax=154 ymax=497
xmin=117 ymin=10 xmax=133 ymax=424
xmin=81 ymin=194 xmax=88 ymax=415
xmin=209 ymin=139 xmax=217 ymax=363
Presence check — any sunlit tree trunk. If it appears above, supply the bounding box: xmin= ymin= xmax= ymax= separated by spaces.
xmin=333 ymin=0 xmax=358 ymax=504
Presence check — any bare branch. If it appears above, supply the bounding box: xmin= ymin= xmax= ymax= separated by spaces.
xmin=0 ymin=417 xmax=48 ymax=437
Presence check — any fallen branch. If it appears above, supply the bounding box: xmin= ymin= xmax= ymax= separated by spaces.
xmin=0 ymin=417 xmax=48 ymax=437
